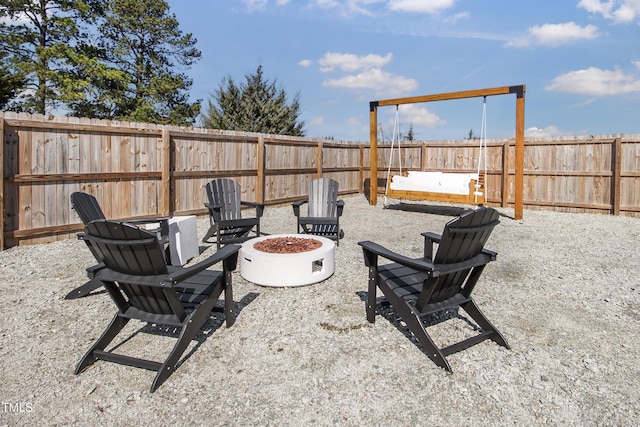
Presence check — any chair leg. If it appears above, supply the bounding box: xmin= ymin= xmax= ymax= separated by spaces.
xmin=64 ymin=278 xmax=103 ymax=300
xmin=366 ymin=268 xmax=377 ymax=323
xmin=224 ymin=279 xmax=235 ymax=328
xmin=75 ymin=314 xmax=130 ymax=374
xmin=202 ymin=227 xmax=215 ymax=243
xmin=151 ymin=296 xmax=220 ymax=393
xmin=402 ymin=307 xmax=453 ymax=372
xmin=380 ymin=286 xmax=453 ymax=372
xmin=461 ymin=299 xmax=510 ymax=349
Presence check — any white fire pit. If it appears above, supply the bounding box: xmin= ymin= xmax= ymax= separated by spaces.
xmin=239 ymin=234 xmax=335 ymax=287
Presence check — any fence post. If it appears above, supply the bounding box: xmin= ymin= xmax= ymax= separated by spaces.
xmin=369 ymin=102 xmax=378 ymax=205
xmin=256 ymin=136 xmax=265 ymax=204
xmin=611 ymin=137 xmax=621 ymax=215
xmin=160 ymin=128 xmax=171 ymax=216
xmin=502 ymin=140 xmax=510 ymax=208
xmin=421 ymin=143 xmax=427 ymax=171
xmin=317 ymin=140 xmax=323 ymax=178
xmin=359 ymin=144 xmax=364 ymax=193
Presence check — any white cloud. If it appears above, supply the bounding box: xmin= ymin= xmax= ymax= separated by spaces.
xmin=388 ymin=0 xmax=456 ymax=14
xmin=323 ymin=68 xmax=418 ymax=96
xmin=398 ymin=104 xmax=445 ymax=129
xmin=308 ymin=0 xmax=383 ymax=16
xmin=242 ymin=0 xmax=290 ymax=11
xmin=546 ymin=65 xmax=640 ymax=95
xmin=310 ymin=116 xmax=324 ymax=126
xmin=298 ymin=59 xmax=313 ymax=67
xmin=525 ymin=126 xmax=567 ymax=138
xmin=506 ymin=22 xmax=599 ymax=47
xmin=242 ymin=0 xmax=268 ymax=11
xmin=578 ymin=0 xmax=640 ymax=24
xmin=530 ymin=22 xmax=599 ymax=46
xmin=444 ymin=11 xmax=470 ymax=24
xmin=318 ymin=52 xmax=393 ymax=73
xmin=310 ymin=0 xmax=341 ymax=9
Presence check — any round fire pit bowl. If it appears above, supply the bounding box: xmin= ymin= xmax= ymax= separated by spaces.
xmin=239 ymin=234 xmax=335 ymax=287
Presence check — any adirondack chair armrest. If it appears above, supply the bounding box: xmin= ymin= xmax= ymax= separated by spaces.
xmin=421 ymin=231 xmax=442 ymax=242
xmin=205 ymin=202 xmax=224 ymax=212
xmin=481 ymin=248 xmax=498 ymax=261
xmin=435 ymin=252 xmax=495 ymax=276
xmin=86 ymin=262 xmax=107 ymax=278
xmin=241 ymin=201 xmax=265 ymax=217
xmin=124 ymin=217 xmax=170 ymax=241
xmin=337 ymin=200 xmax=345 ymax=217
xmin=168 ymin=244 xmax=240 ymax=283
xmin=125 ymin=215 xmax=169 ymax=225
xmin=166 ymin=244 xmax=241 ymax=284
xmin=125 ymin=216 xmax=170 ymax=225
xmin=421 ymin=231 xmax=442 ymax=260
xmin=204 ymin=203 xmax=224 ymax=223
xmin=358 ymin=240 xmax=436 ymax=273
xmin=292 ymin=199 xmax=308 ymax=217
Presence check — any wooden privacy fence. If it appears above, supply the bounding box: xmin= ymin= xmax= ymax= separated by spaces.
xmin=1 ymin=112 xmax=364 ymax=248
xmin=370 ymin=135 xmax=640 ymax=217
xmin=2 ymin=112 xmax=639 ymax=248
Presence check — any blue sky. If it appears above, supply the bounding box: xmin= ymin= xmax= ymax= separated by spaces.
xmin=167 ymin=0 xmax=640 ymax=141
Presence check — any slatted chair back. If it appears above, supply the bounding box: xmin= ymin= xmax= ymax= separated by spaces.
xmin=427 ymin=207 xmax=500 ymax=305
xmin=82 ymin=220 xmax=185 ymax=322
xmin=308 ymin=178 xmax=339 ymax=217
xmin=206 ymin=178 xmax=243 ymax=221
xmin=71 ymin=192 xmax=106 ymax=225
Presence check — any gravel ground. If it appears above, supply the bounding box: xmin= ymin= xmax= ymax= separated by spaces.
xmin=0 ymin=194 xmax=639 ymax=426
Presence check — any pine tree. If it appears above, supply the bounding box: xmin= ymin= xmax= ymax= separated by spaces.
xmin=406 ymin=124 xmax=415 ymax=141
xmin=0 ymin=0 xmax=103 ymax=113
xmin=80 ymin=0 xmax=201 ymax=125
xmin=203 ymin=65 xmax=305 ymax=136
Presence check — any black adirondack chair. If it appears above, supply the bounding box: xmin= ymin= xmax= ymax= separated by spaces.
xmin=292 ymin=178 xmax=345 ymax=246
xmin=66 ymin=191 xmax=170 ymax=300
xmin=202 ymin=179 xmax=264 ymax=249
xmin=358 ymin=207 xmax=509 ymax=372
xmin=74 ymin=219 xmax=240 ymax=393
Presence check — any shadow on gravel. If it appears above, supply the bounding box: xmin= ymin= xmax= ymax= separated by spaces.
xmin=383 ymin=202 xmax=515 ymax=220
xmin=355 ymin=291 xmax=480 ymax=357
xmin=383 ymin=203 xmax=468 ymax=217
xmin=111 ymin=291 xmax=261 ymax=369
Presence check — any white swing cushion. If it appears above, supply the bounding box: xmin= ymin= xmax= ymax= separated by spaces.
xmin=390 ymin=171 xmax=478 ymax=195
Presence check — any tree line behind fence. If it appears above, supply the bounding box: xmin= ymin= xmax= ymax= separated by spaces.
xmin=2 ymin=112 xmax=639 ymax=248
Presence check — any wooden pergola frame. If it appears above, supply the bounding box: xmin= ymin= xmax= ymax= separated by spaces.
xmin=369 ymin=84 xmax=526 ymax=220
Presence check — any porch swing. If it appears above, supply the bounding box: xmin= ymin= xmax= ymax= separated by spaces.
xmin=383 ymin=98 xmax=488 ymax=207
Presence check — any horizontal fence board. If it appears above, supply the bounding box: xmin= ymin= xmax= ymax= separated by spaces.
xmin=2 ymin=111 xmax=640 ymax=247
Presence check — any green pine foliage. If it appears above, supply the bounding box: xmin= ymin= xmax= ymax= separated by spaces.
xmin=0 ymin=0 xmax=102 ymax=114
xmin=0 ymin=52 xmax=25 ymax=110
xmin=203 ymin=65 xmax=305 ymax=136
